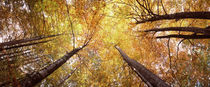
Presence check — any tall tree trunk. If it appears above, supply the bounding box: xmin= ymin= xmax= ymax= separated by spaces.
xmin=0 ymin=51 xmax=31 ymax=60
xmin=0 ymin=49 xmax=31 ymax=57
xmin=0 ymin=34 xmax=61 ymax=51
xmin=57 ymin=68 xmax=77 ymax=86
xmin=4 ymin=39 xmax=53 ymax=51
xmin=19 ymin=45 xmax=86 ymax=87
xmin=136 ymin=12 xmax=210 ymax=24
xmin=142 ymin=27 xmax=210 ymax=35
xmin=115 ymin=45 xmax=170 ymax=87
xmin=156 ymin=34 xmax=210 ymax=39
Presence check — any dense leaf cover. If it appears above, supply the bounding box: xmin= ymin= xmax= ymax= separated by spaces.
xmin=0 ymin=0 xmax=209 ymax=86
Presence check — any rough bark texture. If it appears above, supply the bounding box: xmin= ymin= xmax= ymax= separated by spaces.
xmin=143 ymin=27 xmax=210 ymax=35
xmin=19 ymin=46 xmax=85 ymax=87
xmin=115 ymin=46 xmax=170 ymax=87
xmin=136 ymin=12 xmax=210 ymax=24
xmin=156 ymin=34 xmax=210 ymax=39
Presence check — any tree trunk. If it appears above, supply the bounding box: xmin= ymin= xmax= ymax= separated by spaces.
xmin=115 ymin=45 xmax=170 ymax=87
xmin=0 ymin=49 xmax=31 ymax=57
xmin=57 ymin=68 xmax=77 ymax=86
xmin=142 ymin=27 xmax=210 ymax=35
xmin=1 ymin=51 xmax=31 ymax=59
xmin=3 ymin=39 xmax=53 ymax=51
xmin=19 ymin=45 xmax=86 ymax=87
xmin=136 ymin=12 xmax=210 ymax=24
xmin=156 ymin=34 xmax=210 ymax=39
xmin=0 ymin=34 xmax=61 ymax=51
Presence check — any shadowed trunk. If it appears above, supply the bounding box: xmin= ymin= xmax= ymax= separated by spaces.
xmin=142 ymin=27 xmax=210 ymax=35
xmin=19 ymin=45 xmax=87 ymax=87
xmin=0 ymin=51 xmax=31 ymax=59
xmin=136 ymin=12 xmax=210 ymax=24
xmin=3 ymin=39 xmax=53 ymax=51
xmin=0 ymin=34 xmax=61 ymax=51
xmin=115 ymin=45 xmax=170 ymax=87
xmin=0 ymin=49 xmax=31 ymax=57
xmin=156 ymin=34 xmax=210 ymax=39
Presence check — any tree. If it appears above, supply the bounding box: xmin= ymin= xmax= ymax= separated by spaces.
xmin=57 ymin=68 xmax=77 ymax=86
xmin=0 ymin=0 xmax=209 ymax=86
xmin=0 ymin=34 xmax=61 ymax=51
xmin=19 ymin=43 xmax=88 ymax=87
xmin=115 ymin=45 xmax=170 ymax=87
xmin=117 ymin=0 xmax=209 ymax=86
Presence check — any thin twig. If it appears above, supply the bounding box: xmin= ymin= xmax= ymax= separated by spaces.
xmin=167 ymin=38 xmax=171 ymax=69
xmin=65 ymin=1 xmax=75 ymax=49
xmin=160 ymin=0 xmax=167 ymax=15
xmin=176 ymin=39 xmax=186 ymax=60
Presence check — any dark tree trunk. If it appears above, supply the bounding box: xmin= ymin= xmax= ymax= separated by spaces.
xmin=0 ymin=49 xmax=31 ymax=57
xmin=156 ymin=34 xmax=210 ymax=39
xmin=4 ymin=39 xmax=53 ymax=51
xmin=142 ymin=27 xmax=210 ymax=35
xmin=1 ymin=51 xmax=31 ymax=59
xmin=136 ymin=12 xmax=210 ymax=24
xmin=0 ymin=34 xmax=61 ymax=51
xmin=19 ymin=45 xmax=86 ymax=87
xmin=115 ymin=45 xmax=170 ymax=87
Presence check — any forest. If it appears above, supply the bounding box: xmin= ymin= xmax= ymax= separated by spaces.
xmin=0 ymin=0 xmax=209 ymax=87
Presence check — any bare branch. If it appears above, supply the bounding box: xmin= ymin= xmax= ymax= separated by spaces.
xmin=160 ymin=0 xmax=167 ymax=15
xmin=167 ymin=38 xmax=171 ymax=69
xmin=65 ymin=1 xmax=75 ymax=49
xmin=176 ymin=39 xmax=186 ymax=60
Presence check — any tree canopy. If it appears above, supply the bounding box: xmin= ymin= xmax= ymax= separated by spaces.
xmin=0 ymin=0 xmax=209 ymax=87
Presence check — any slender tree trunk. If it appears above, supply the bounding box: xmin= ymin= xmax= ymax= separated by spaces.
xmin=0 ymin=49 xmax=31 ymax=57
xmin=4 ymin=39 xmax=53 ymax=51
xmin=115 ymin=45 xmax=170 ymax=87
xmin=19 ymin=45 xmax=86 ymax=87
xmin=57 ymin=68 xmax=77 ymax=86
xmin=0 ymin=34 xmax=61 ymax=51
xmin=136 ymin=12 xmax=210 ymax=24
xmin=1 ymin=51 xmax=31 ymax=60
xmin=142 ymin=27 xmax=210 ymax=35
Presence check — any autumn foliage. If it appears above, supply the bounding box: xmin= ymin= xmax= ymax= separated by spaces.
xmin=0 ymin=0 xmax=209 ymax=87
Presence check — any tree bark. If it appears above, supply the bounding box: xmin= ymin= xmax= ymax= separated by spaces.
xmin=136 ymin=12 xmax=210 ymax=24
xmin=142 ymin=27 xmax=210 ymax=35
xmin=19 ymin=45 xmax=86 ymax=87
xmin=115 ymin=45 xmax=170 ymax=87
xmin=156 ymin=34 xmax=210 ymax=39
